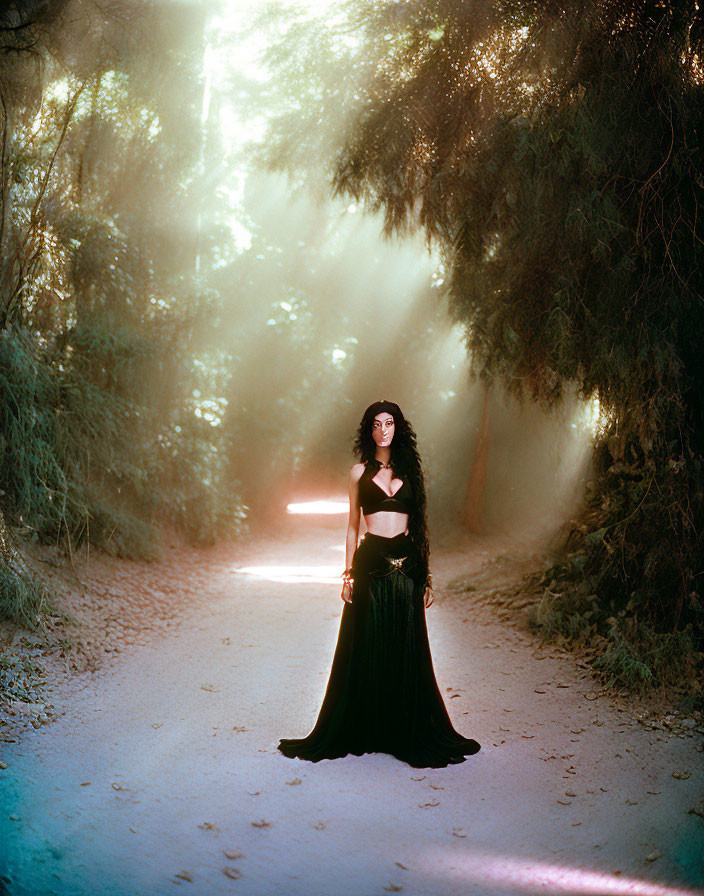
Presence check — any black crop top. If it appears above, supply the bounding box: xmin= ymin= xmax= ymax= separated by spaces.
xmin=358 ymin=463 xmax=413 ymax=515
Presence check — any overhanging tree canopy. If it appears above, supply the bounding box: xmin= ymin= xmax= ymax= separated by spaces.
xmin=284 ymin=0 xmax=704 ymax=686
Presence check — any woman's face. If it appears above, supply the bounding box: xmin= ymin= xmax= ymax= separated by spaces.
xmin=372 ymin=412 xmax=395 ymax=448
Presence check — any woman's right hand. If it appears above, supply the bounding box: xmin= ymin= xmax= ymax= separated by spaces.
xmin=341 ymin=580 xmax=353 ymax=604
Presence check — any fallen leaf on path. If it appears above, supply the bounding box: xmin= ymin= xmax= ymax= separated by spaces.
xmin=395 ymin=861 xmax=408 ymax=870
xmin=80 ymin=781 xmax=90 ymax=786
xmin=174 ymin=870 xmax=192 ymax=882
xmin=383 ymin=885 xmax=402 ymax=892
xmin=410 ymin=776 xmax=426 ymax=781
xmin=129 ymin=827 xmax=137 ymax=833
xmin=152 ymin=722 xmax=163 ymax=729
xmin=0 ymin=761 xmax=7 ymax=769
xmin=557 ymin=800 xmax=572 ymax=806
xmin=222 ymin=637 xmax=231 ymax=645
xmin=200 ymin=684 xmax=219 ymax=693
xmin=233 ymin=726 xmax=247 ymax=733
xmin=688 ymin=800 xmax=704 ymax=818
xmin=111 ymin=782 xmax=124 ymax=791
xmin=224 ymin=850 xmax=244 ymax=860
xmin=286 ymin=778 xmax=302 ymax=786
xmin=534 ymin=689 xmax=547 ymax=694
xmin=419 ymin=801 xmax=440 ymax=808
xmin=522 ymin=734 xmax=535 ymax=739
xmin=313 ymin=821 xmax=326 ymax=830
xmin=198 ymin=821 xmax=220 ymax=835
xmin=556 ymin=683 xmax=570 ymax=688
xmin=625 ymin=799 xmax=638 ymax=806
xmin=571 ymin=822 xmax=582 ymax=826
xmin=247 ymin=791 xmax=260 ymax=796
xmin=600 ymin=787 xmax=609 ymax=792
xmin=499 ymin=726 xmax=510 ymax=732
xmin=645 ymin=851 xmax=662 ymax=863
xmin=452 ymin=829 xmax=467 ymax=838
xmin=251 ymin=819 xmax=270 ymax=828
xmin=646 ymin=791 xmax=662 ymax=795
xmin=672 ymin=770 xmax=691 ymax=780
xmin=428 ymin=784 xmax=444 ymax=790
xmin=503 ymin=708 xmax=514 ymax=712
xmin=565 ymin=792 xmax=577 ymax=797
xmin=223 ymin=868 xmax=241 ymax=880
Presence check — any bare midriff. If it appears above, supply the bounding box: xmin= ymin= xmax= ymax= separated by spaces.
xmin=363 ymin=510 xmax=409 ymax=539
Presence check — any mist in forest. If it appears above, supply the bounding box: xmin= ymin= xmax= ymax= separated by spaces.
xmin=197 ymin=0 xmax=595 ymax=538
xmin=220 ymin=165 xmax=594 ymax=537
xmin=0 ymin=0 xmax=596 ymax=570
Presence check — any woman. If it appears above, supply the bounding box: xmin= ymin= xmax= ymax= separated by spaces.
xmin=278 ymin=399 xmax=480 ymax=768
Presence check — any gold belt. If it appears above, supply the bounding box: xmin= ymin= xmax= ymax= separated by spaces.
xmin=369 ymin=555 xmax=411 ymax=578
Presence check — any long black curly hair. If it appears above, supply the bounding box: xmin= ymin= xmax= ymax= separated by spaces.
xmin=352 ymin=399 xmax=430 ymax=578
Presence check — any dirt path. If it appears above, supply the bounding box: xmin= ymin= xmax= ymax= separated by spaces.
xmin=1 ymin=515 xmax=703 ymax=896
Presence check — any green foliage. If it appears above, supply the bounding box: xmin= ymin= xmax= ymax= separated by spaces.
xmin=151 ymin=413 xmax=247 ymax=546
xmin=0 ymin=327 xmax=66 ymax=535
xmin=592 ymin=621 xmax=697 ymax=694
xmin=0 ymin=2 xmax=247 ymax=623
xmin=528 ymin=429 xmax=704 ymax=690
xmin=529 ymin=587 xmax=599 ymax=643
xmin=530 ymin=584 xmax=699 ymax=693
xmin=0 ymin=560 xmax=48 ymax=629
xmin=0 ymin=323 xmax=155 ymax=559
xmin=0 ymin=309 xmax=248 ymax=566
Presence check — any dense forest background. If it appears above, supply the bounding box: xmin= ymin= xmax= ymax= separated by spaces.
xmin=0 ymin=0 xmax=701 ymax=700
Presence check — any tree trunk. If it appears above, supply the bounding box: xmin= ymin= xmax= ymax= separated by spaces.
xmin=462 ymin=385 xmax=489 ymax=534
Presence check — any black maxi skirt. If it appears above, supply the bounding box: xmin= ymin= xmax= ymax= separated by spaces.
xmin=277 ymin=531 xmax=481 ymax=768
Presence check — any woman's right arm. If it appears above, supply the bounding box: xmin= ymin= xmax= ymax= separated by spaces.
xmin=342 ymin=465 xmax=362 ymax=603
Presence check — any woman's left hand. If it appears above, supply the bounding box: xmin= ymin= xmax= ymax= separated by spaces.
xmin=423 ymin=587 xmax=434 ymax=608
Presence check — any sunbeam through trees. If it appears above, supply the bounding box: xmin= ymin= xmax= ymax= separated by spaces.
xmin=256 ymin=0 xmax=704 ymax=693
xmin=0 ymin=0 xmax=702 ymax=698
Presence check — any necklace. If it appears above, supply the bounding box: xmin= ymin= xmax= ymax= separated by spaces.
xmin=377 ymin=460 xmax=392 ymax=470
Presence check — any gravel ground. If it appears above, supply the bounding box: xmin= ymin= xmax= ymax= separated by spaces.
xmin=1 ymin=513 xmax=703 ymax=896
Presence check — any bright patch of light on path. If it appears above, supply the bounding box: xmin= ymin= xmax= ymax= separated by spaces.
xmin=233 ymin=565 xmax=341 ymax=584
xmin=287 ymin=500 xmax=348 ymax=514
xmin=434 ymin=851 xmax=700 ymax=896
